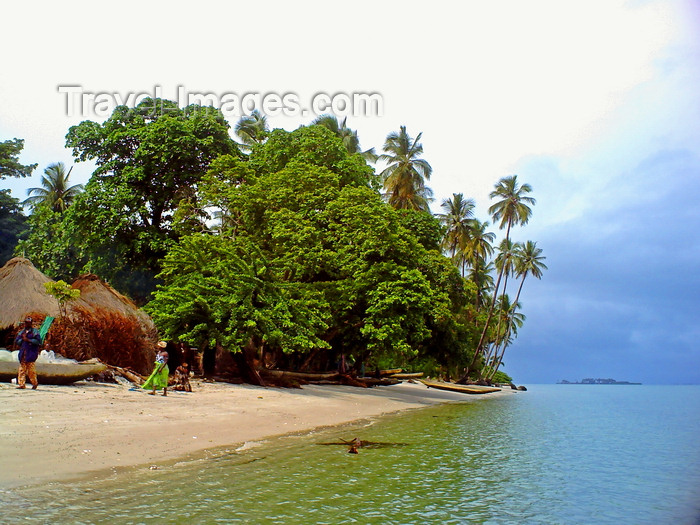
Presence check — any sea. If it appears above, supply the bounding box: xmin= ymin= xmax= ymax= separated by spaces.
xmin=1 ymin=384 xmax=699 ymax=524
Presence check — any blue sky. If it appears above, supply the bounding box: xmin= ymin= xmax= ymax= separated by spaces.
xmin=2 ymin=1 xmax=698 ymax=383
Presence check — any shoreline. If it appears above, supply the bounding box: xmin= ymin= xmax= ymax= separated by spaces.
xmin=0 ymin=379 xmax=517 ymax=489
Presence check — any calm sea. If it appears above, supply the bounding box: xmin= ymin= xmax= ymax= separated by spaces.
xmin=1 ymin=385 xmax=699 ymax=524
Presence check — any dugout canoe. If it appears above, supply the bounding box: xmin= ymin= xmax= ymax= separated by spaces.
xmin=0 ymin=360 xmax=107 ymax=385
xmin=420 ymin=379 xmax=501 ymax=394
xmin=389 ymin=372 xmax=424 ymax=379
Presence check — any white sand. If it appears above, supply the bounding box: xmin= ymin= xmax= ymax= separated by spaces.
xmin=0 ymin=379 xmax=517 ymax=488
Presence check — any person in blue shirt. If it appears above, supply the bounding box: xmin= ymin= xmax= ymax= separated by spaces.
xmin=14 ymin=316 xmax=42 ymax=389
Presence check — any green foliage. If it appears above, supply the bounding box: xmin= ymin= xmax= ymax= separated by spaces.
xmin=0 ymin=138 xmax=36 ymax=179
xmin=15 ymin=202 xmax=84 ymax=280
xmin=62 ymin=98 xmax=242 ymax=300
xmin=145 ymin=234 xmax=331 ymax=354
xmin=149 ymin=126 xmax=468 ymax=366
xmin=44 ymin=280 xmax=81 ymax=317
xmin=248 ymin=126 xmax=376 ymax=189
xmin=0 ymin=190 xmax=28 ymax=265
xmin=489 ymin=369 xmax=513 ymax=384
xmin=395 ymin=209 xmax=444 ymax=252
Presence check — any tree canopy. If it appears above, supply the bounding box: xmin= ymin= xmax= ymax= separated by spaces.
xmin=62 ymin=98 xmax=242 ymax=300
xmin=147 ymin=125 xmax=471 ymax=371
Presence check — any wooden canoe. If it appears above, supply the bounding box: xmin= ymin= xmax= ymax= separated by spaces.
xmin=420 ymin=379 xmax=501 ymax=395
xmin=389 ymin=372 xmax=424 ymax=379
xmin=0 ymin=360 xmax=107 ymax=385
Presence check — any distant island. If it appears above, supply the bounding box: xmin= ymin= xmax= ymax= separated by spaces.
xmin=558 ymin=378 xmax=642 ymax=385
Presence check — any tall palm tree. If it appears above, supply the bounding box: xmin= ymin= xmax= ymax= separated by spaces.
xmin=235 ymin=110 xmax=269 ymax=149
xmin=437 ymin=193 xmax=475 ymax=259
xmin=23 ymin=162 xmax=83 ymax=212
xmin=379 ymin=126 xmax=433 ymax=212
xmin=312 ymin=114 xmax=378 ymax=163
xmin=460 ymin=175 xmax=535 ymax=382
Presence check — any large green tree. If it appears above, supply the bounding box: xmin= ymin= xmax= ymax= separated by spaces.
xmin=148 ymin=126 xmax=467 ymax=371
xmin=0 ymin=190 xmax=28 ymax=265
xmin=0 ymin=138 xmax=36 ymax=179
xmin=63 ymin=98 xmax=241 ymax=301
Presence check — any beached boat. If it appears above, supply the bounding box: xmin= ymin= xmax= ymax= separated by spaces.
xmin=420 ymin=379 xmax=501 ymax=395
xmin=0 ymin=360 xmax=107 ymax=385
xmin=389 ymin=372 xmax=424 ymax=379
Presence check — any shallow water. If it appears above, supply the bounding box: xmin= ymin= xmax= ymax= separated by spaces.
xmin=2 ymin=385 xmax=699 ymax=524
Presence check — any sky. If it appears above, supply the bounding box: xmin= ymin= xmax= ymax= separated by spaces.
xmin=2 ymin=1 xmax=699 ymax=384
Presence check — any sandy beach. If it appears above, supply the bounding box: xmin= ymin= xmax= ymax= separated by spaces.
xmin=0 ymin=379 xmax=516 ymax=489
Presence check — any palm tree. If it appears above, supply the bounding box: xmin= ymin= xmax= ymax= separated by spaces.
xmin=379 ymin=126 xmax=433 ymax=212
xmin=487 ymin=300 xmax=526 ymax=380
xmin=460 ymin=219 xmax=495 ymax=278
xmin=460 ymin=175 xmax=535 ymax=382
xmin=312 ymin=114 xmax=378 ymax=162
xmin=511 ymin=240 xmax=547 ymax=308
xmin=235 ymin=110 xmax=269 ymax=149
xmin=468 ymin=258 xmax=494 ymax=308
xmin=23 ymin=162 xmax=83 ymax=212
xmin=483 ymin=294 xmax=517 ymax=370
xmin=437 ymin=193 xmax=475 ymax=259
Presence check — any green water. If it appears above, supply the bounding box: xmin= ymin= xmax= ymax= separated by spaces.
xmin=2 ymin=385 xmax=699 ymax=524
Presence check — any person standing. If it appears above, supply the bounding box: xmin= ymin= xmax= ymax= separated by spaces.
xmin=142 ymin=341 xmax=169 ymax=396
xmin=14 ymin=316 xmax=42 ymax=390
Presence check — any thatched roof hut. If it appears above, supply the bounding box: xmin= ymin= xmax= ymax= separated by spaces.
xmin=71 ymin=274 xmax=157 ymax=339
xmin=0 ymin=259 xmax=156 ymax=373
xmin=0 ymin=257 xmax=61 ymax=330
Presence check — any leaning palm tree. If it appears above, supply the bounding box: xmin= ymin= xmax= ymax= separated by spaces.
xmin=379 ymin=126 xmax=433 ymax=212
xmin=235 ymin=110 xmax=269 ymax=150
xmin=23 ymin=162 xmax=83 ymax=212
xmin=437 ymin=193 xmax=475 ymax=259
xmin=312 ymin=114 xmax=378 ymax=163
xmin=459 ymin=175 xmax=535 ymax=382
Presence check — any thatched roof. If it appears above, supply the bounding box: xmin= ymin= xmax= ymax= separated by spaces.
xmin=71 ymin=274 xmax=157 ymax=338
xmin=0 ymin=257 xmax=61 ymax=330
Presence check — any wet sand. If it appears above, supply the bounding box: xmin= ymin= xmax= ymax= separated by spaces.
xmin=0 ymin=379 xmax=516 ymax=488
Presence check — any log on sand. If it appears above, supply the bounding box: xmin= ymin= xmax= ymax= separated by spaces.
xmin=107 ymin=364 xmax=146 ymax=385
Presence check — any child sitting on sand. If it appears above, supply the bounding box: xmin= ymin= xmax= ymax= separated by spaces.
xmin=172 ymin=362 xmax=192 ymax=392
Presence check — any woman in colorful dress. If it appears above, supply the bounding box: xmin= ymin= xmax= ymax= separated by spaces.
xmin=142 ymin=341 xmax=169 ymax=396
